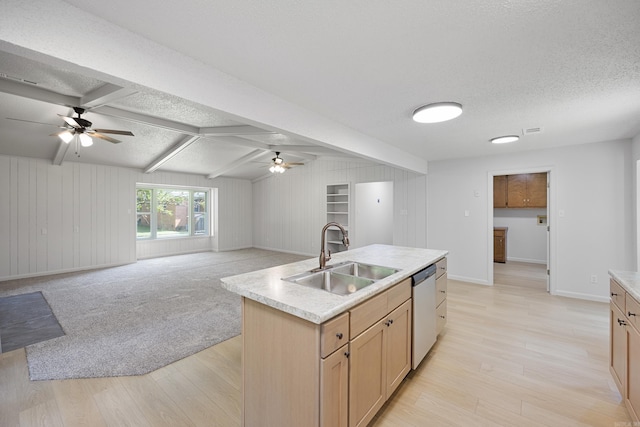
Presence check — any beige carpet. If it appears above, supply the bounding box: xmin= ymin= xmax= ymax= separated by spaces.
xmin=0 ymin=249 xmax=307 ymax=380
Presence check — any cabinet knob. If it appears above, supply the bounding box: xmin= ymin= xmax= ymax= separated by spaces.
xmin=611 ymin=292 xmax=618 ymax=297
xmin=618 ymin=318 xmax=628 ymax=326
xmin=344 ymin=351 xmax=350 ymax=358
xmin=440 ymin=290 xmax=446 ymax=293
xmin=439 ymin=315 xmax=445 ymax=319
xmin=629 ymin=312 xmax=637 ymax=317
xmin=336 ymin=332 xmax=343 ymax=340
xmin=385 ymin=319 xmax=394 ymax=327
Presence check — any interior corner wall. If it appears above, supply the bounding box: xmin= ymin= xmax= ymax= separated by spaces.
xmin=0 ymin=154 xmax=253 ymax=281
xmin=426 ymin=139 xmax=633 ymax=301
xmin=632 ymin=132 xmax=640 ymax=270
xmin=252 ymin=158 xmax=427 ymax=256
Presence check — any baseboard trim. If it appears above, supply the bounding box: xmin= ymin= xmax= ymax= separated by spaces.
xmin=506 ymin=257 xmax=547 ymax=264
xmin=0 ymin=261 xmax=136 ymax=283
xmin=447 ymin=274 xmax=491 ymax=286
xmin=553 ymin=290 xmax=609 ymax=303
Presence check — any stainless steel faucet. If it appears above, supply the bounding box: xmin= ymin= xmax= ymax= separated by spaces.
xmin=318 ymin=222 xmax=349 ymax=270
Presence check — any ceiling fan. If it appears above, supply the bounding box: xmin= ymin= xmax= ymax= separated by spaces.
xmin=269 ymin=152 xmax=304 ymax=173
xmin=7 ymin=106 xmax=134 ymax=147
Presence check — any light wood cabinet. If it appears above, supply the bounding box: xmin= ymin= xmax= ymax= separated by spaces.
xmin=321 ymin=344 xmax=349 ymax=427
xmin=494 ymin=173 xmax=547 ymax=208
xmin=349 ymin=298 xmax=412 ymax=427
xmin=609 ymin=277 xmax=640 ymax=422
xmin=435 ymin=257 xmax=447 ymax=334
xmin=241 ymin=277 xmax=413 ymax=427
xmin=494 ymin=227 xmax=507 ymax=263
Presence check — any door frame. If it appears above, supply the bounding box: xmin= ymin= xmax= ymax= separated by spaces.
xmin=487 ymin=166 xmax=556 ymax=294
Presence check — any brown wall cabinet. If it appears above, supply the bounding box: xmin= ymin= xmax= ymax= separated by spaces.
xmin=494 ymin=173 xmax=547 ymax=208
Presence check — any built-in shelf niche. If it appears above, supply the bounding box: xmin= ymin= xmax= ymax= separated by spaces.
xmin=326 ymin=183 xmax=350 ymax=252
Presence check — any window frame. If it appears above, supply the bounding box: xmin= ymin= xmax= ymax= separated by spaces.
xmin=136 ymin=185 xmax=211 ymax=240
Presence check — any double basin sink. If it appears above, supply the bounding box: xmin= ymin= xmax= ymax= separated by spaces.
xmin=283 ymin=261 xmax=399 ymax=296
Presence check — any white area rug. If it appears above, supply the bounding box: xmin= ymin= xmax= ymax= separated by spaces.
xmin=0 ymin=249 xmax=307 ymax=380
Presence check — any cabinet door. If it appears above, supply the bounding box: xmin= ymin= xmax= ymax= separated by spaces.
xmin=611 ymin=302 xmax=627 ymax=394
xmin=386 ymin=299 xmax=412 ymax=397
xmin=527 ymin=173 xmax=547 ymax=208
xmin=321 ymin=344 xmax=349 ymax=427
xmin=493 ymin=175 xmax=507 ymax=208
xmin=349 ymin=321 xmax=386 ymax=427
xmin=494 ymin=231 xmax=506 ymax=263
xmin=506 ymin=174 xmax=527 ymax=208
xmin=628 ymin=323 xmax=640 ymax=421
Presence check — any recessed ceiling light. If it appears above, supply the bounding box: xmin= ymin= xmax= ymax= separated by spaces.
xmin=490 ymin=135 xmax=520 ymax=144
xmin=412 ymin=102 xmax=463 ymax=123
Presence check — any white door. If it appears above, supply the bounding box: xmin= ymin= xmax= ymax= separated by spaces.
xmin=354 ymin=182 xmax=394 ymax=248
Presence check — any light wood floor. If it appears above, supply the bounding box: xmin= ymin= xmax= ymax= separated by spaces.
xmin=1 ymin=272 xmax=630 ymax=426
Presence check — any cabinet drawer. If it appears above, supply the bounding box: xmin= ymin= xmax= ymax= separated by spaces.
xmin=321 ymin=312 xmax=350 ymax=358
xmin=436 ymin=299 xmax=447 ymax=335
xmin=626 ymin=293 xmax=640 ymax=331
xmin=436 ymin=274 xmax=447 ymax=306
xmin=350 ymin=291 xmax=388 ymax=338
xmin=436 ymin=257 xmax=447 ymax=279
xmin=610 ymin=279 xmax=626 ymax=311
xmin=387 ymin=278 xmax=411 ymax=312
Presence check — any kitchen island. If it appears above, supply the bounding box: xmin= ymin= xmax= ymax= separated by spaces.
xmin=221 ymin=244 xmax=448 ymax=427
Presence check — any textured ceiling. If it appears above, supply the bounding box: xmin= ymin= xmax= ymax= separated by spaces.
xmin=1 ymin=0 xmax=639 ymax=178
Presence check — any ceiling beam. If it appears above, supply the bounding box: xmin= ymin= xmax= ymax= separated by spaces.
xmin=200 ymin=125 xmax=275 ymax=136
xmin=93 ymin=106 xmax=200 ymax=135
xmin=52 ymin=139 xmax=71 ymax=165
xmin=205 ymin=135 xmax=271 ymax=151
xmin=81 ymin=83 xmax=137 ymax=108
xmin=207 ymin=149 xmax=268 ymax=179
xmin=0 ymin=77 xmax=78 ymax=106
xmin=144 ymin=135 xmax=201 ymax=173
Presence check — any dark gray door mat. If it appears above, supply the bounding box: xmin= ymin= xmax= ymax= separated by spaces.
xmin=0 ymin=291 xmax=65 ymax=353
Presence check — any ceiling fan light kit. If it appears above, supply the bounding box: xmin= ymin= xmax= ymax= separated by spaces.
xmin=412 ymin=102 xmax=463 ymax=123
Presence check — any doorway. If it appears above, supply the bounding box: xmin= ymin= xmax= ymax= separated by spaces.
xmin=488 ymin=168 xmax=554 ymax=293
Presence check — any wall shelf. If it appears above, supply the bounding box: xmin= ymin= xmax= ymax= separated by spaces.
xmin=326 ymin=184 xmax=350 ymax=253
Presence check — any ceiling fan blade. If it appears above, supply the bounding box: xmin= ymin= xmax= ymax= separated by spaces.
xmin=6 ymin=117 xmax=60 ymax=127
xmin=91 ymin=132 xmax=122 ymax=144
xmin=93 ymin=129 xmax=134 ymax=136
xmin=285 ymin=162 xmax=305 ymax=166
xmin=58 ymin=114 xmax=80 ymax=128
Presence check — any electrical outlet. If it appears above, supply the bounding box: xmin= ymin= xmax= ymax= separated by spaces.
xmin=590 ymin=274 xmax=598 ymax=284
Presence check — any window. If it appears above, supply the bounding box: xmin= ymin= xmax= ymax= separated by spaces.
xmin=136 ymin=186 xmax=210 ymax=239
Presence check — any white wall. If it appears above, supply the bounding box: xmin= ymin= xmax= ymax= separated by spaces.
xmin=252 ymin=158 xmax=427 ymax=256
xmin=0 ymin=155 xmax=253 ymax=281
xmin=633 ymin=132 xmax=640 ymax=270
xmin=427 ymin=139 xmax=633 ymax=301
xmin=494 ymin=208 xmax=547 ymax=263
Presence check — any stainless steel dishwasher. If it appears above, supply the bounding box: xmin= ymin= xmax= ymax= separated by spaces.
xmin=412 ymin=263 xmax=437 ymax=369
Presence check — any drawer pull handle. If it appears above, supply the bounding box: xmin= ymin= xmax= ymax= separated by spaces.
xmin=629 ymin=312 xmax=637 ymax=317
xmin=336 ymin=333 xmax=343 ymax=340
xmin=439 ymin=266 xmax=446 ymax=270
xmin=618 ymin=318 xmax=628 ymax=326
xmin=440 ymin=290 xmax=446 ymax=293
xmin=611 ymin=292 xmax=618 ymax=297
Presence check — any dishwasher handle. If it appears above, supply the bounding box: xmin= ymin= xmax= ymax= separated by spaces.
xmin=412 ymin=264 xmax=437 ymax=286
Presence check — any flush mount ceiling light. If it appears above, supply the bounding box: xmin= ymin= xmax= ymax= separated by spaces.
xmin=412 ymin=102 xmax=463 ymax=123
xmin=490 ymin=135 xmax=520 ymax=144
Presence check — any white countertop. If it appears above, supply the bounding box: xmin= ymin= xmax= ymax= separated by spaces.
xmin=609 ymin=270 xmax=640 ymax=302
xmin=221 ymin=244 xmax=448 ymax=324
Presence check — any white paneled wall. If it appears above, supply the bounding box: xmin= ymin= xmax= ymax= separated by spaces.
xmin=252 ymin=158 xmax=427 ymax=256
xmin=0 ymin=155 xmax=253 ymax=281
